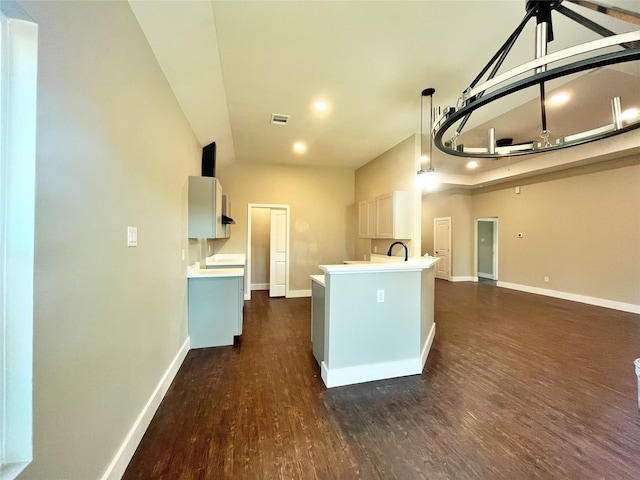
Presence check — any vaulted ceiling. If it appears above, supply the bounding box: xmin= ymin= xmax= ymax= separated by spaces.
xmin=129 ymin=1 xmax=640 ymax=188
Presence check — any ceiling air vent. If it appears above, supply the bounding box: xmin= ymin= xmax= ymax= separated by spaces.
xmin=270 ymin=113 xmax=290 ymax=125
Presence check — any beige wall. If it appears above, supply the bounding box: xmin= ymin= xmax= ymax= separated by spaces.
xmin=215 ymin=162 xmax=355 ymax=291
xmin=422 ymin=159 xmax=640 ymax=306
xmin=19 ymin=1 xmax=201 ymax=478
xmin=421 ymin=190 xmax=473 ymax=278
xmin=355 ymin=134 xmax=422 ymax=259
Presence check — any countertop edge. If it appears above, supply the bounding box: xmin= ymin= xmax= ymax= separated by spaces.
xmin=204 ymin=253 xmax=247 ymax=267
xmin=320 ymin=258 xmax=439 ymax=274
xmin=187 ymin=263 xmax=244 ymax=278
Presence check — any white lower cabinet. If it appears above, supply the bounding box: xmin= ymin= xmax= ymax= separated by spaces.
xmin=188 ymin=275 xmax=244 ymax=348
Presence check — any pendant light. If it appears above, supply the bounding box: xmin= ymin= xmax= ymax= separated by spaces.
xmin=417 ymin=88 xmax=438 ymax=191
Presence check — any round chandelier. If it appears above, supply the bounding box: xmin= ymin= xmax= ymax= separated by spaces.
xmin=433 ymin=0 xmax=640 ymax=159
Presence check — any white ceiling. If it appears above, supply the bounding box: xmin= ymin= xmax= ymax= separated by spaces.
xmin=129 ymin=0 xmax=640 ymax=187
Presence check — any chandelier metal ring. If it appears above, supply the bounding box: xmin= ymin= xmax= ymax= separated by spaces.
xmin=432 ymin=0 xmax=640 ymax=159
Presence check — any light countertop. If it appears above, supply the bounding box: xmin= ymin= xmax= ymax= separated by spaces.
xmin=320 ymin=256 xmax=439 ymax=274
xmin=310 ymin=274 xmax=325 ymax=287
xmin=188 ymin=262 xmax=244 ymax=278
xmin=205 ymin=253 xmax=246 ymax=268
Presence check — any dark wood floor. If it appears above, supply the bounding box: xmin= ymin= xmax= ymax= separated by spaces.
xmin=123 ymin=281 xmax=640 ymax=480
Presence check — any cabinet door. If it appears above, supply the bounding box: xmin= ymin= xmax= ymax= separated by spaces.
xmin=188 ymin=176 xmax=223 ymax=238
xmin=358 ymin=200 xmax=378 ymax=238
xmin=366 ymin=199 xmax=376 ymax=237
xmin=237 ymin=276 xmax=244 ymax=334
xmin=358 ymin=201 xmax=368 ymax=238
xmin=375 ymin=193 xmax=393 ymax=238
xmin=188 ymin=277 xmax=239 ymax=348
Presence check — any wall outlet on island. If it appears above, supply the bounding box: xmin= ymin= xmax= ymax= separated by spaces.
xmin=377 ymin=289 xmax=385 ymax=303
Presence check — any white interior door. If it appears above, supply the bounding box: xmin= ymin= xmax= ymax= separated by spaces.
xmin=269 ymin=209 xmax=287 ymax=297
xmin=434 ymin=217 xmax=451 ymax=280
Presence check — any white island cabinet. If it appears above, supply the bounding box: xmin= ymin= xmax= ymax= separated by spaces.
xmin=311 ymin=257 xmax=438 ymax=388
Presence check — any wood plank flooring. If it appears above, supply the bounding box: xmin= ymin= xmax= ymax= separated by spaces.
xmin=123 ymin=281 xmax=640 ymax=480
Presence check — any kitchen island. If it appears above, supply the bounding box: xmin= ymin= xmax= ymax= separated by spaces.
xmin=311 ymin=256 xmax=439 ymax=388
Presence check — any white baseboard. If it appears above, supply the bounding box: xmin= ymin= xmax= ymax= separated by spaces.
xmin=100 ymin=337 xmax=190 ymax=480
xmin=452 ymin=276 xmax=475 ymax=282
xmin=497 ymin=281 xmax=640 ymax=314
xmin=251 ymin=283 xmax=268 ymax=291
xmin=421 ymin=322 xmax=436 ymax=368
xmin=321 ymin=357 xmax=423 ymax=388
xmin=287 ymin=289 xmax=311 ymax=298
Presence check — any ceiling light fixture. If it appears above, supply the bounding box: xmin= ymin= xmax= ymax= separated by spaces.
xmin=417 ymin=88 xmax=438 ymax=191
xmin=466 ymin=160 xmax=479 ymax=169
xmin=621 ymin=107 xmax=639 ymax=121
xmin=548 ymin=91 xmax=570 ymax=106
xmin=314 ymin=101 xmax=328 ymax=111
xmin=432 ymin=0 xmax=640 ymax=159
xmin=293 ymin=142 xmax=307 ymax=153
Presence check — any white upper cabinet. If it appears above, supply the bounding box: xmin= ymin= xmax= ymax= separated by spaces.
xmin=358 ymin=199 xmax=376 ymax=238
xmin=356 ymin=190 xmax=412 ymax=239
xmin=188 ymin=176 xmax=223 ymax=238
xmin=367 ymin=199 xmax=376 ymax=238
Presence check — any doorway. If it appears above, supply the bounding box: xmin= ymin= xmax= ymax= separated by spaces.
xmin=433 ymin=217 xmax=451 ymax=281
xmin=475 ymin=218 xmax=499 ymax=281
xmin=246 ymin=204 xmax=290 ymax=300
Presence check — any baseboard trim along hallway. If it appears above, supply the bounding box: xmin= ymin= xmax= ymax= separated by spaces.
xmin=101 ymin=337 xmax=190 ymax=480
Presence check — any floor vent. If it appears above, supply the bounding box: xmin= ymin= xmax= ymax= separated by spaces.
xmin=270 ymin=113 xmax=290 ymax=125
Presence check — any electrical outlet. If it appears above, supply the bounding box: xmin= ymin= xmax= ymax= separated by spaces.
xmin=544 ymin=276 xmax=549 ymax=283
xmin=377 ymin=290 xmax=385 ymax=303
xmin=181 ymin=249 xmax=185 ymax=261
xmin=373 ymin=246 xmax=377 ymax=253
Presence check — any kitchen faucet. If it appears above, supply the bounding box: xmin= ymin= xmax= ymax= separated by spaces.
xmin=387 ymin=241 xmax=408 ymax=261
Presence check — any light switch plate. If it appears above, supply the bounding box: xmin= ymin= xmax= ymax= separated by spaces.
xmin=127 ymin=226 xmax=138 ymax=247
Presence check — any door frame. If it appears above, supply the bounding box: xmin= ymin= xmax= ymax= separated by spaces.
xmin=474 ymin=217 xmax=499 ymax=281
xmin=246 ymin=204 xmax=290 ymax=300
xmin=433 ymin=216 xmax=452 ymax=281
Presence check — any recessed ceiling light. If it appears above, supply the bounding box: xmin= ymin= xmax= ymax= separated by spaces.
xmin=621 ymin=107 xmax=639 ymax=121
xmin=293 ymin=142 xmax=307 ymax=153
xmin=314 ymin=101 xmax=328 ymax=111
xmin=466 ymin=160 xmax=479 ymax=169
xmin=548 ymin=92 xmax=569 ymax=106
